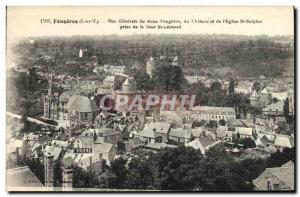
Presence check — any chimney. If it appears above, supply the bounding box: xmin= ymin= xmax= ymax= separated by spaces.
xmin=62 ymin=166 xmax=73 ymax=191
xmin=44 ymin=153 xmax=54 ymax=188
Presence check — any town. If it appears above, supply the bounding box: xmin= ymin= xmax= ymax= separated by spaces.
xmin=6 ymin=34 xmax=294 ymax=191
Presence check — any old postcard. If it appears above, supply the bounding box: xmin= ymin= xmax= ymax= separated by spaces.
xmin=6 ymin=6 xmax=295 ymax=192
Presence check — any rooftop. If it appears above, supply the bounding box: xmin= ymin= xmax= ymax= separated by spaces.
xmin=66 ymin=95 xmax=98 ymax=112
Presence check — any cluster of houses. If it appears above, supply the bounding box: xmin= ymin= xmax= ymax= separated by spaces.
xmin=6 ymin=55 xmax=295 ymax=191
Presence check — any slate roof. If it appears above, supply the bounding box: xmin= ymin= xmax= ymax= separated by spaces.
xmin=186 ymin=134 xmax=220 ymax=154
xmin=144 ymin=143 xmax=176 ymax=150
xmin=23 ymin=133 xmax=39 ymax=141
xmin=189 ymin=128 xmax=204 ymax=138
xmin=7 ymin=166 xmax=44 ymax=188
xmin=274 ymin=134 xmax=294 ymax=148
xmin=7 ymin=138 xmax=23 ymax=154
xmin=198 ymin=135 xmax=216 ymax=148
xmin=271 ymin=92 xmax=288 ymax=101
xmin=126 ymin=137 xmax=143 ymax=150
xmin=136 ymin=128 xmax=156 ymax=139
xmin=43 ymin=145 xmax=62 ymax=160
xmin=122 ymin=77 xmax=137 ymax=86
xmin=253 ymin=166 xmax=294 ymax=190
xmin=104 ymin=76 xmax=116 ymax=82
xmin=227 ymin=119 xmax=244 ymax=127
xmin=66 ymin=95 xmax=98 ymax=112
xmin=281 ymin=161 xmax=294 ymax=168
xmin=234 ymin=127 xmax=253 ymax=136
xmin=216 ymin=126 xmax=233 ymax=138
xmin=263 ymin=101 xmax=284 ymax=112
xmin=93 ymin=143 xmax=114 ymax=153
xmin=144 ymin=122 xmax=171 ymax=134
xmin=169 ymin=128 xmax=191 ymax=139
xmin=261 ymin=88 xmax=270 ymax=94
xmin=51 ymin=140 xmax=69 ymax=148
xmin=192 ymin=106 xmax=235 ymax=114
xmin=96 ymin=128 xmax=121 ymax=137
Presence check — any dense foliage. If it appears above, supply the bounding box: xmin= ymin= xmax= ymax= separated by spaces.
xmin=70 ymin=146 xmax=294 ymax=191
xmin=14 ymin=34 xmax=293 ymax=78
xmin=7 ymin=68 xmax=48 ymax=117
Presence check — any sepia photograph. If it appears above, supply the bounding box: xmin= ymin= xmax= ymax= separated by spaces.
xmin=5 ymin=6 xmax=295 ymax=192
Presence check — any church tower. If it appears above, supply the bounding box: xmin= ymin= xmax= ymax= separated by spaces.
xmin=43 ymin=75 xmax=53 ymax=119
xmin=146 ymin=57 xmax=155 ymax=78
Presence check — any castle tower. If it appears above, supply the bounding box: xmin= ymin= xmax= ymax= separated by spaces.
xmin=44 ymin=153 xmax=54 ymax=188
xmin=146 ymin=57 xmax=155 ymax=78
xmin=250 ymin=90 xmax=260 ymax=108
xmin=122 ymin=77 xmax=137 ymax=92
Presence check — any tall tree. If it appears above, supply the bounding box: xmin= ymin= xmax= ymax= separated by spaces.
xmin=228 ymin=78 xmax=235 ymax=95
xmin=152 ymin=65 xmax=186 ymax=91
xmin=252 ymin=81 xmax=261 ymax=92
xmin=283 ymin=98 xmax=290 ymax=120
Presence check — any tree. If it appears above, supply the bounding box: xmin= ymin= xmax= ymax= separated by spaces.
xmin=53 ymin=160 xmax=62 ymax=187
xmin=219 ymin=119 xmax=226 ymax=126
xmin=152 ymin=65 xmax=186 ymax=91
xmin=155 ymin=146 xmax=204 ymax=190
xmin=20 ymin=114 xmax=30 ymax=133
xmin=272 ymin=97 xmax=279 ymax=103
xmin=252 ymin=81 xmax=260 ymax=92
xmin=228 ymin=78 xmax=235 ymax=95
xmin=133 ymin=70 xmax=152 ymax=90
xmin=107 ymin=158 xmax=129 ymax=189
xmin=210 ymin=82 xmax=222 ymax=92
xmin=73 ymin=166 xmax=99 ymax=188
xmin=117 ymin=141 xmax=126 ymax=154
xmin=239 ymin=137 xmax=256 ymax=149
xmin=192 ymin=119 xmax=206 ymax=128
xmin=8 ymin=67 xmax=48 ymax=117
xmin=124 ymin=157 xmax=153 ymax=189
xmin=206 ymin=120 xmax=218 ymax=128
xmin=283 ymin=98 xmax=290 ymax=120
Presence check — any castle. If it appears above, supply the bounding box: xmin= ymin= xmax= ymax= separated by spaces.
xmin=146 ymin=56 xmax=180 ymax=78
